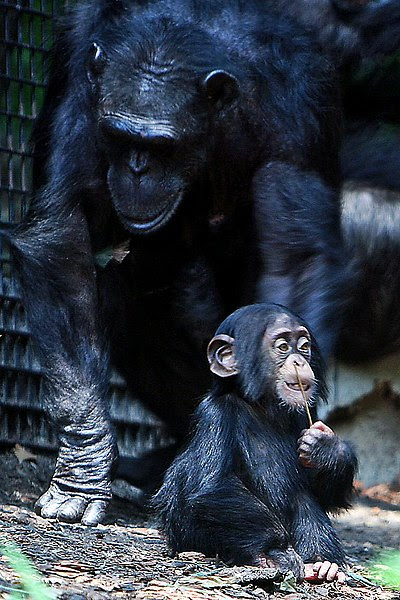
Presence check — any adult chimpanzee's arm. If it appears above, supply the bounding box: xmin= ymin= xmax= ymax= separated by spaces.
xmin=9 ymin=189 xmax=117 ymax=525
xmin=252 ymin=162 xmax=348 ymax=359
xmin=297 ymin=421 xmax=357 ymax=511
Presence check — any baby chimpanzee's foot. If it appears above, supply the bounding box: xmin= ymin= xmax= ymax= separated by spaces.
xmin=258 ymin=547 xmax=305 ymax=579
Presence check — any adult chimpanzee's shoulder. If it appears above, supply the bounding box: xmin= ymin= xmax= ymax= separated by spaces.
xmin=246 ymin=13 xmax=340 ymax=167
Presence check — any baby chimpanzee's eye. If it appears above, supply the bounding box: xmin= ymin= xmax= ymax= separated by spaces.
xmin=275 ymin=338 xmax=290 ymax=353
xmin=298 ymin=337 xmax=311 ymax=353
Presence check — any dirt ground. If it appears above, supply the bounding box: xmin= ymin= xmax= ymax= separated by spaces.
xmin=0 ymin=449 xmax=399 ymax=600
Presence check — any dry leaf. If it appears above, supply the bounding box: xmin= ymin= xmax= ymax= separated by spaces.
xmin=136 ymin=580 xmax=238 ymax=600
xmin=52 ymin=560 xmax=95 ymax=579
xmin=131 ymin=527 xmax=161 ymax=537
xmin=13 ymin=444 xmax=37 ymax=464
xmin=177 ymin=552 xmax=207 ymax=562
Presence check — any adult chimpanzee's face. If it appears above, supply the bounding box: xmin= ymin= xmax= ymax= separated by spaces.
xmin=263 ymin=314 xmax=315 ymax=409
xmin=86 ymin=39 xmax=237 ymax=234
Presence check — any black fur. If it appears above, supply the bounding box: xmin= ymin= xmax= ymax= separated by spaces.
xmin=154 ymin=304 xmax=357 ymax=574
xmin=284 ymin=0 xmax=400 ymax=360
xmin=4 ymin=0 xmax=347 ymax=524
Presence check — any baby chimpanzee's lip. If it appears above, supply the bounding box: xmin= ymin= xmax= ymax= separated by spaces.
xmin=285 ymin=381 xmax=311 ymax=392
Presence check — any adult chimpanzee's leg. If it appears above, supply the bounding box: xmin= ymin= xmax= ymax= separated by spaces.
xmin=252 ymin=162 xmax=347 ymax=358
xmin=10 ymin=188 xmax=117 ymax=525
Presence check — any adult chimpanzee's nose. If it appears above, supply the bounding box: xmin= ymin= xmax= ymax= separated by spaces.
xmin=129 ymin=150 xmax=149 ymax=175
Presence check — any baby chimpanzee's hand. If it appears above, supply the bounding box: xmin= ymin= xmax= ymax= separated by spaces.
xmin=297 ymin=421 xmax=338 ymax=469
xmin=304 ymin=561 xmax=346 ymax=583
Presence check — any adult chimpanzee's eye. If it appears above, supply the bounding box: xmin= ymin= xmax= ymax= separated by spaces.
xmin=275 ymin=338 xmax=289 ymax=353
xmin=298 ymin=337 xmax=311 ymax=353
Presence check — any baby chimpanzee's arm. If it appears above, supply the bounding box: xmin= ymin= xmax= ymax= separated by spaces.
xmin=297 ymin=421 xmax=357 ymax=511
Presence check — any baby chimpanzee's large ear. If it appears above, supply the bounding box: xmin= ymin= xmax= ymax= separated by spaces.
xmin=207 ymin=334 xmax=239 ymax=378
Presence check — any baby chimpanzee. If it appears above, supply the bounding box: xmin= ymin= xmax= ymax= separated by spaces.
xmin=154 ymin=303 xmax=357 ymax=582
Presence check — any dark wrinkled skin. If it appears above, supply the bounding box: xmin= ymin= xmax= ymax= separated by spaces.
xmin=4 ymin=0 xmax=351 ymax=525
xmin=155 ymin=304 xmax=357 ymax=580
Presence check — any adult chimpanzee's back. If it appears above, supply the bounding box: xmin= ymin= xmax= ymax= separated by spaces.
xmin=5 ymin=0 xmax=346 ymax=525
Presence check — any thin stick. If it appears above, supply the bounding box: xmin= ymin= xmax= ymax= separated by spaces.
xmin=294 ymin=364 xmax=313 ymax=428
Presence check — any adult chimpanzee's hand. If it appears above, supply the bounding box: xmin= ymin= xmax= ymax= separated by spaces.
xmin=297 ymin=421 xmax=342 ymax=470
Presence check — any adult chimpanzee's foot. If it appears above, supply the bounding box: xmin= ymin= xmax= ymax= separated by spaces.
xmin=35 ymin=483 xmax=109 ymax=526
xmin=35 ymin=431 xmax=117 ymax=526
xmin=304 ymin=561 xmax=346 ymax=583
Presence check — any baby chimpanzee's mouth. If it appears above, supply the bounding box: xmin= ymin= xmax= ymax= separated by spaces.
xmin=285 ymin=381 xmax=311 ymax=392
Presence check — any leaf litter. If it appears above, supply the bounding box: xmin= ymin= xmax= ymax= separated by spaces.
xmin=0 ymin=450 xmax=399 ymax=599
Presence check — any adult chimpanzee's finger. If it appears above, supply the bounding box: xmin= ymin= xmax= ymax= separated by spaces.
xmin=298 ymin=439 xmax=313 ymax=454
xmin=337 ymin=570 xmax=346 ymax=583
xmin=304 ymin=562 xmax=320 ymax=580
xmin=305 ymin=561 xmax=342 ymax=582
xmin=81 ymin=500 xmax=108 ymax=526
xmin=57 ymin=497 xmax=87 ymax=523
xmin=304 ymin=428 xmax=323 ymax=440
xmin=297 ymin=434 xmax=313 ymax=446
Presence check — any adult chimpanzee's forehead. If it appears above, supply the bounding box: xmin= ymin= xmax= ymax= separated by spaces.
xmin=98 ymin=62 xmax=200 ymax=131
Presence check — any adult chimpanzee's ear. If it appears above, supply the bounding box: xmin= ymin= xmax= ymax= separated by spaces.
xmin=87 ymin=42 xmax=107 ymax=84
xmin=207 ymin=334 xmax=240 ymax=378
xmin=201 ymin=70 xmax=239 ymax=105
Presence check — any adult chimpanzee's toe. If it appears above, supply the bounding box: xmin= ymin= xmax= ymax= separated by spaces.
xmin=81 ymin=500 xmax=108 ymax=526
xmin=35 ymin=488 xmax=64 ymax=518
xmin=57 ymin=497 xmax=87 ymax=523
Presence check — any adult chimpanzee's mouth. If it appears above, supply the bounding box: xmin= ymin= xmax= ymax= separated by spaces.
xmin=107 ymin=163 xmax=185 ymax=234
xmin=118 ymin=204 xmax=178 ymax=233
xmin=123 ymin=191 xmax=183 ymax=233
xmin=125 ymin=206 xmax=173 ymax=231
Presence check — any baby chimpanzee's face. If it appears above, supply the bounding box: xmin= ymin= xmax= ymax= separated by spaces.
xmin=263 ymin=314 xmax=315 ymax=409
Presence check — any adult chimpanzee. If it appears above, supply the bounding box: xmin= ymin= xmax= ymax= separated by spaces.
xmin=275 ymin=0 xmax=400 ymax=361
xmin=155 ymin=303 xmax=357 ymax=581
xmin=6 ymin=0 xmax=346 ymax=525
xmin=326 ymin=0 xmax=400 ymax=362
xmin=273 ymin=0 xmax=400 ymax=68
